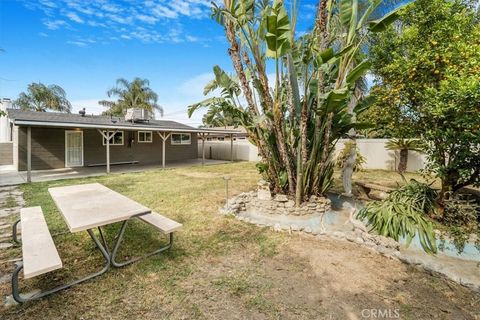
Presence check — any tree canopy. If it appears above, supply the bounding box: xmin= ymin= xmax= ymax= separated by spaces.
xmin=14 ymin=82 xmax=71 ymax=113
xmin=364 ymin=0 xmax=480 ymax=196
xmin=99 ymin=78 xmax=163 ymax=118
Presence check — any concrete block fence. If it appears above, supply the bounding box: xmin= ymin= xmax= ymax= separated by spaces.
xmin=198 ymin=139 xmax=427 ymax=172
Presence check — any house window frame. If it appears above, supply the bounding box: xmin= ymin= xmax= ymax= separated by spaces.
xmin=102 ymin=130 xmax=124 ymax=146
xmin=137 ymin=131 xmax=153 ymax=143
xmin=171 ymin=133 xmax=191 ymax=145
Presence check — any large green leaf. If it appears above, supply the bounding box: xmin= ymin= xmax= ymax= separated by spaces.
xmin=368 ymin=5 xmax=404 ymax=32
xmin=346 ymin=60 xmax=371 ymax=85
xmin=357 ymin=0 xmax=381 ymax=29
xmin=321 ymin=88 xmax=350 ymax=112
xmin=339 ymin=0 xmax=353 ymax=26
xmin=265 ymin=0 xmax=291 ymax=58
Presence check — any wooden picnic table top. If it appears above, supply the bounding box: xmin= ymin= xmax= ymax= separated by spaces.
xmin=48 ymin=183 xmax=151 ymax=232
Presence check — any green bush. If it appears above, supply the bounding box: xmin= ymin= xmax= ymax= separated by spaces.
xmin=437 ymin=195 xmax=480 ymax=253
xmin=358 ymin=179 xmax=438 ymax=254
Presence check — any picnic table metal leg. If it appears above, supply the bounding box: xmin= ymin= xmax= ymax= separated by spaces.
xmin=98 ymin=227 xmax=110 ymax=255
xmin=110 ymin=220 xmax=173 ymax=268
xmin=11 ymin=229 xmax=111 ymax=303
xmin=12 ymin=219 xmax=21 ymax=245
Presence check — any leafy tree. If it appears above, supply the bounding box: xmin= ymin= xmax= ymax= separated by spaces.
xmin=366 ymin=0 xmax=480 ymax=202
xmin=99 ymin=78 xmax=163 ymax=118
xmin=189 ymin=0 xmax=401 ymax=204
xmin=14 ymin=82 xmax=71 ymax=112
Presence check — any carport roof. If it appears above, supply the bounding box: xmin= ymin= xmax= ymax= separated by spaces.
xmin=6 ymin=109 xmax=240 ymax=134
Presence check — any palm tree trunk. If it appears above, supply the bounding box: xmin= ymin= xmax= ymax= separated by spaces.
xmin=398 ymin=149 xmax=408 ymax=173
xmin=310 ymin=0 xmax=331 ymax=195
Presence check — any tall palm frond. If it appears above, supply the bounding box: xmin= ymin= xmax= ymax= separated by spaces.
xmin=13 ymin=82 xmax=71 ymax=113
xmin=100 ymin=77 xmax=164 ymax=118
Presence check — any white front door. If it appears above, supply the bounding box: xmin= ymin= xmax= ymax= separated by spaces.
xmin=65 ymin=131 xmax=84 ymax=167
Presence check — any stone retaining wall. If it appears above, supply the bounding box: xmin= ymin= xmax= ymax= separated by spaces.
xmin=226 ymin=190 xmax=332 ymax=217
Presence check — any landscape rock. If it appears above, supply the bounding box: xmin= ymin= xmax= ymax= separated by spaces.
xmin=273 ymin=194 xmax=288 ymax=202
xmin=290 ymin=224 xmax=300 ymax=231
xmin=257 ymin=189 xmax=272 ymax=201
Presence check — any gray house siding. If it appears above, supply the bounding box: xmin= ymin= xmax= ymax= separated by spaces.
xmin=0 ymin=142 xmax=13 ymax=165
xmin=17 ymin=126 xmax=198 ymax=170
xmin=18 ymin=127 xmax=65 ymax=171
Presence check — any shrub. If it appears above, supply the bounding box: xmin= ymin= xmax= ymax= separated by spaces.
xmin=358 ymin=179 xmax=437 ymax=253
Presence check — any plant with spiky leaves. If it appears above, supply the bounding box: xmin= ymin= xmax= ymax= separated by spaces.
xmin=189 ymin=0 xmax=405 ymax=204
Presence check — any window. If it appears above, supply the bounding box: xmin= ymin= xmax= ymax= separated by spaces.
xmin=102 ymin=130 xmax=124 ymax=146
xmin=171 ymin=133 xmax=191 ymax=145
xmin=138 ymin=131 xmax=152 ymax=143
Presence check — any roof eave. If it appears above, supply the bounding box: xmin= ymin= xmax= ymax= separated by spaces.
xmin=12 ymin=120 xmax=241 ymax=134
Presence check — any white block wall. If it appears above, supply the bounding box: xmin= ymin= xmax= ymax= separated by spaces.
xmin=198 ymin=138 xmax=427 ymax=172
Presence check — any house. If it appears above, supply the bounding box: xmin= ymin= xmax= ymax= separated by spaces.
xmin=204 ymin=126 xmax=248 ymax=141
xmin=1 ymin=104 xmax=238 ymax=181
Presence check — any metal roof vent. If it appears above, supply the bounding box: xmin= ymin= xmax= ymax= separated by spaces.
xmin=79 ymin=108 xmax=86 ymax=117
xmin=125 ymin=108 xmax=150 ymax=123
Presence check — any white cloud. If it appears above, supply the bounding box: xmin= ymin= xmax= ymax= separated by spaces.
xmin=39 ymin=0 xmax=57 ymax=9
xmin=31 ymin=0 xmax=217 ymax=46
xmin=65 ymin=11 xmax=84 ymax=23
xmin=161 ymin=72 xmax=218 ymax=127
xmin=101 ymin=3 xmax=123 ymax=14
xmin=136 ymin=14 xmax=158 ymax=24
xmin=66 ymin=40 xmax=88 ymax=47
xmin=44 ymin=19 xmax=68 ymax=30
xmin=151 ymin=5 xmax=178 ymax=19
xmin=186 ymin=35 xmax=199 ymax=42
xmin=177 ymin=73 xmax=213 ymax=97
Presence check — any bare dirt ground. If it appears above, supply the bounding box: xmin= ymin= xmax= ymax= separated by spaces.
xmin=175 ymin=234 xmax=480 ymax=320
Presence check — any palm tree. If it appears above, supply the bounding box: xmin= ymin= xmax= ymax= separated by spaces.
xmin=99 ymin=78 xmax=163 ymax=118
xmin=386 ymin=138 xmax=423 ymax=173
xmin=14 ymin=83 xmax=71 ymax=112
xmin=189 ymin=65 xmax=243 ymax=128
xmin=202 ymin=107 xmax=240 ymax=128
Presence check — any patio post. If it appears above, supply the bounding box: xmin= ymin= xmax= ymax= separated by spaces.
xmin=157 ymin=132 xmax=171 ymax=168
xmin=98 ymin=129 xmax=117 ymax=174
xmin=230 ymin=133 xmax=234 ymax=162
xmin=201 ymin=133 xmax=205 ymax=165
xmin=27 ymin=126 xmax=31 ymax=183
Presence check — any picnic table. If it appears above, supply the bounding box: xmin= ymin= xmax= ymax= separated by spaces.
xmin=11 ymin=183 xmax=182 ymax=303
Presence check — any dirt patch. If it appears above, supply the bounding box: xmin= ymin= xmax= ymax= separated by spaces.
xmin=180 ymin=235 xmax=480 ymax=320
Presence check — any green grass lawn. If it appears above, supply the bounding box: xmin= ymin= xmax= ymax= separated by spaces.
xmin=332 ymin=168 xmax=440 ymax=193
xmin=0 ymin=162 xmax=276 ymax=318
xmin=1 ymin=163 xmax=478 ymax=319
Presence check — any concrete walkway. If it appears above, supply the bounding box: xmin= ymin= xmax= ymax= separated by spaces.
xmin=0 ymin=159 xmax=229 ymax=186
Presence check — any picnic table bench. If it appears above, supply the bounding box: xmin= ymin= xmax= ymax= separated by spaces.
xmin=11 ymin=183 xmax=182 ymax=303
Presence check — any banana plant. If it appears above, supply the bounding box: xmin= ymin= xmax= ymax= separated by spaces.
xmin=190 ymin=0 xmax=407 ymax=202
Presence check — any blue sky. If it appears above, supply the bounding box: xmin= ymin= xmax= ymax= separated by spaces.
xmin=0 ymin=0 xmax=317 ymax=126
